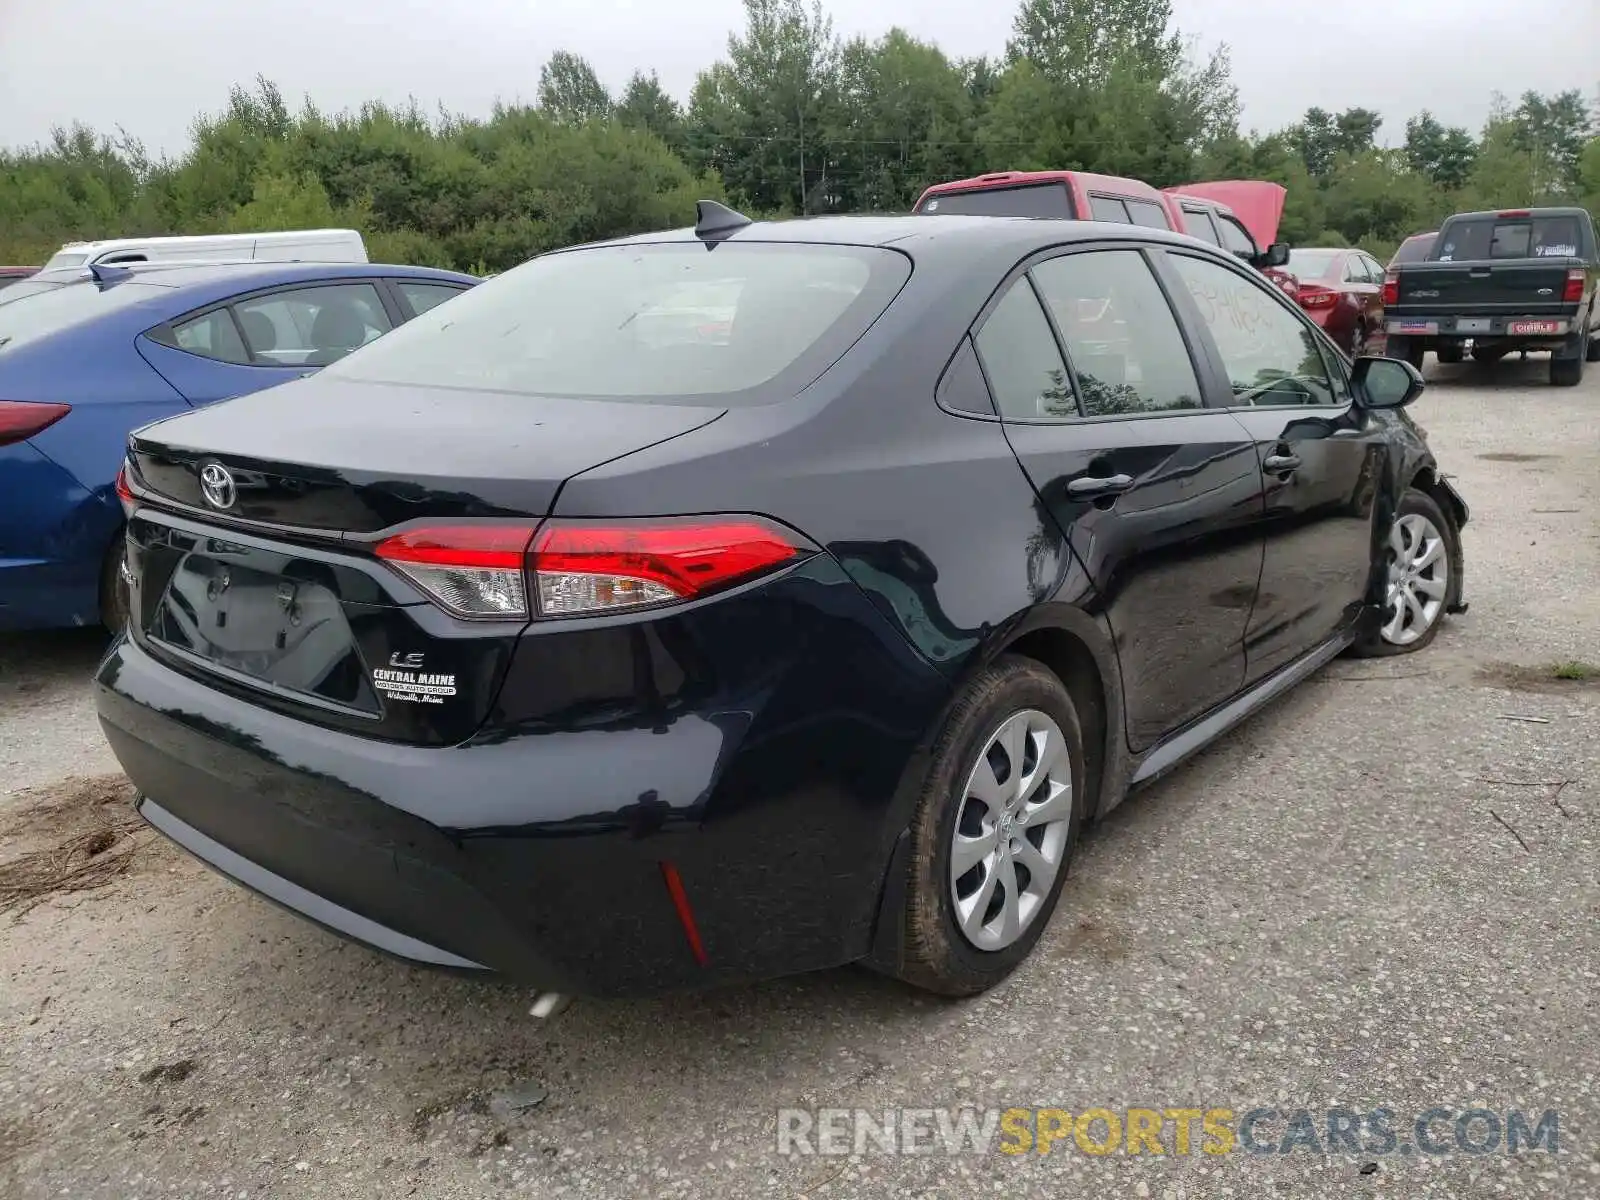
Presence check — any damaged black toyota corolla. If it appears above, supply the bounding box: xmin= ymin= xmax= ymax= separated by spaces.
xmin=97 ymin=203 xmax=1468 ymax=1003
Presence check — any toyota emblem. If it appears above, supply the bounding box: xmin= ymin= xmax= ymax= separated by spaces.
xmin=199 ymin=462 xmax=237 ymax=510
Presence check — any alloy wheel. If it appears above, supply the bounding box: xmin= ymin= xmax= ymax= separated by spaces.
xmin=1381 ymin=513 xmax=1448 ymax=646
xmin=949 ymin=709 xmax=1074 ymax=952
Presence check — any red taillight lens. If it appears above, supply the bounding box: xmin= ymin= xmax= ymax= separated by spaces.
xmin=0 ymin=401 xmax=71 ymax=448
xmin=1563 ymin=268 xmax=1584 ymax=303
xmin=531 ymin=516 xmax=806 ymax=617
xmin=115 ymin=461 xmax=136 ymax=516
xmin=372 ymin=516 xmax=810 ymax=621
xmin=375 ymin=524 xmax=537 ymax=619
xmin=1381 ymin=275 xmax=1399 ymax=306
xmin=1297 ymin=286 xmax=1337 ymax=309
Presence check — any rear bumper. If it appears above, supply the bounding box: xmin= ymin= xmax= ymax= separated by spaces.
xmin=1385 ymin=312 xmax=1577 ymax=341
xmin=95 ymin=560 xmax=952 ymax=997
xmin=0 ymin=441 xmax=118 ymax=631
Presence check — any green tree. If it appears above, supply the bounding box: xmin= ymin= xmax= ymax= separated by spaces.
xmin=616 ymin=71 xmax=686 ymax=152
xmin=1403 ymin=111 xmax=1476 ymax=189
xmin=538 ymin=51 xmax=612 ymax=125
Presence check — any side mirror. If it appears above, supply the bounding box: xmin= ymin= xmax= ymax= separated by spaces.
xmin=1352 ymin=355 xmax=1424 ymax=409
xmin=1259 ymin=241 xmax=1291 ymax=269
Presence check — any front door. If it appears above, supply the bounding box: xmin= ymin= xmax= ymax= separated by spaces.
xmin=973 ymin=245 xmax=1266 ymax=751
xmin=1162 ymin=250 xmax=1384 ymax=683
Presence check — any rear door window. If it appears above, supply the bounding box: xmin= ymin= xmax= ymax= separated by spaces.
xmin=1125 ymin=199 xmax=1172 ymax=230
xmin=324 ymin=242 xmax=909 ymax=403
xmin=1182 ymin=208 xmax=1223 ymax=246
xmin=234 ymin=283 xmax=393 ymax=366
xmin=1089 ymin=195 xmax=1132 ymax=224
xmin=171 ymin=308 xmax=251 ymax=364
xmin=973 ymin=280 xmax=1076 ymax=420
xmin=396 ymin=281 xmax=468 ymax=317
xmin=1031 ymin=250 xmax=1203 ymax=417
xmin=918 ymin=183 xmax=1074 ymax=218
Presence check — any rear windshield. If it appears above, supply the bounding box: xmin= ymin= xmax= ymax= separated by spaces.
xmin=1389 ymin=235 xmax=1435 ymax=266
xmin=323 ymin=241 xmax=910 ymax=402
xmin=917 ymin=183 xmax=1074 ymax=219
xmin=0 ymin=281 xmax=168 ymax=351
xmin=1287 ymin=249 xmax=1341 ymax=278
xmin=1434 ymin=215 xmax=1583 ymax=262
xmin=42 ymin=251 xmax=89 ymax=270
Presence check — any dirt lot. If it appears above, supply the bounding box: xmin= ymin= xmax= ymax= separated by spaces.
xmin=2 ymin=357 xmax=1598 ymax=1199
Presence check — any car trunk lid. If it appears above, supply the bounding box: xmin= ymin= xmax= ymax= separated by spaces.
xmin=123 ymin=376 xmax=725 ymax=745
xmin=1393 ymin=261 xmax=1578 ymax=316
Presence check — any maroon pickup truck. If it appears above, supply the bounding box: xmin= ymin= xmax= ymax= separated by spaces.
xmin=0 ymin=266 xmax=40 ymax=291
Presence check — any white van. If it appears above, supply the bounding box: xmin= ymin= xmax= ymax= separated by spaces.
xmin=41 ymin=229 xmax=368 ymax=271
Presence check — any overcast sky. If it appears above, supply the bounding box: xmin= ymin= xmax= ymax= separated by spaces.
xmin=1 ymin=0 xmax=1595 ymax=157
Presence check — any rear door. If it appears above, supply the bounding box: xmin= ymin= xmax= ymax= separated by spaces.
xmin=1162 ymin=249 xmax=1383 ymax=682
xmin=976 ymin=244 xmax=1265 ymax=750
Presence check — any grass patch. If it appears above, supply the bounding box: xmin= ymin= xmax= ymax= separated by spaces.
xmin=1551 ymin=661 xmax=1598 ymax=681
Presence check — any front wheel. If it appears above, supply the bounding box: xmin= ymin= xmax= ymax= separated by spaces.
xmin=891 ymin=656 xmax=1085 ymax=996
xmin=1351 ymin=488 xmax=1458 ymax=657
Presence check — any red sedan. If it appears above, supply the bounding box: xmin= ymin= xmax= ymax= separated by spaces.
xmin=0 ymin=266 xmax=39 ymax=291
xmin=1285 ymin=248 xmax=1387 ymax=356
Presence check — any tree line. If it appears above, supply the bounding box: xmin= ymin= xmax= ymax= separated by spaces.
xmin=3 ymin=0 xmax=1597 ymax=272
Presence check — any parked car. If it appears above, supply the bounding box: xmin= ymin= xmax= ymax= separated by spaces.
xmin=0 ymin=266 xmax=39 ymax=291
xmin=1384 ymin=207 xmax=1599 ymax=383
xmin=1388 ymin=231 xmax=1436 ymax=269
xmin=40 ymin=229 xmax=367 ymax=271
xmin=914 ymin=169 xmax=1183 ymax=230
xmin=1163 ymin=181 xmax=1298 ymax=297
xmin=1283 ymin=247 xmax=1389 ymax=356
xmin=99 ymin=204 xmax=1467 ymax=1005
xmin=0 ymin=260 xmax=476 ymax=632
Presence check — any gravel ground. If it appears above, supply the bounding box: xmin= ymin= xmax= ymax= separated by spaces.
xmin=2 ymin=356 xmax=1598 ymax=1199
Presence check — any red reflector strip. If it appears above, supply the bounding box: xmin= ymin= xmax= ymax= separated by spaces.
xmin=374 ymin=524 xmax=536 ymax=569
xmin=659 ymin=861 xmax=708 ymax=967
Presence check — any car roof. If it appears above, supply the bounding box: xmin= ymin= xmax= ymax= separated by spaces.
xmin=66 ymin=260 xmax=477 ymax=289
xmin=918 ymin=170 xmax=1170 ymax=202
xmin=590 ymin=212 xmax=1208 ymax=262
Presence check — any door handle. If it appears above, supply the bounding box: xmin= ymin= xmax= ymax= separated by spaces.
xmin=1263 ymin=453 xmax=1301 ymax=473
xmin=1067 ymin=473 xmax=1134 ymax=499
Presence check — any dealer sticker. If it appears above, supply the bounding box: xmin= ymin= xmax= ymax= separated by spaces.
xmin=372 ymin=666 xmax=457 ymax=705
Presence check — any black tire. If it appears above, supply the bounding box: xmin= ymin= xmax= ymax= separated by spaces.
xmin=1472 ymin=345 xmax=1508 ymax=363
xmin=1351 ymin=487 xmax=1459 ymax=658
xmin=1386 ymin=336 xmax=1425 ymax=370
xmin=1435 ymin=343 xmax=1464 ymax=365
xmin=1550 ymin=353 xmax=1584 ymax=387
xmin=891 ymin=655 xmax=1086 ymax=997
xmin=1586 ymin=329 xmax=1600 ymax=363
xmin=99 ymin=529 xmax=130 ymax=634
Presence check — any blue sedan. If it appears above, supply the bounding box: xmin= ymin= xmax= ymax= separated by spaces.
xmin=0 ymin=261 xmax=477 ymax=631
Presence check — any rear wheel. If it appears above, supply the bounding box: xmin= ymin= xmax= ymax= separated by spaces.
xmin=1352 ymin=488 xmax=1457 ymax=657
xmin=1472 ymin=344 xmax=1508 ymax=363
xmin=1348 ymin=323 xmax=1366 ymax=358
xmin=1586 ymin=325 xmax=1600 ymax=363
xmin=1550 ymin=352 xmax=1584 ymax=387
xmin=99 ymin=529 xmax=130 ymax=634
xmin=893 ymin=656 xmax=1085 ymax=996
xmin=1435 ymin=343 xmax=1464 ymax=365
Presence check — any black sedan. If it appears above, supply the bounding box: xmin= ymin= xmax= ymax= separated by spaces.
xmin=97 ymin=204 xmax=1468 ymax=1002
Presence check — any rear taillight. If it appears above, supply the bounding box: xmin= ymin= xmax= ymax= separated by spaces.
xmin=0 ymin=401 xmax=71 ymax=448
xmin=1297 ymin=286 xmax=1337 ymax=309
xmin=373 ymin=516 xmax=810 ymax=620
xmin=115 ymin=461 xmax=136 ymax=516
xmin=531 ymin=517 xmax=807 ymax=617
xmin=375 ymin=524 xmax=536 ymax=619
xmin=1563 ymin=268 xmax=1584 ymax=303
xmin=1381 ymin=274 xmax=1399 ymax=306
